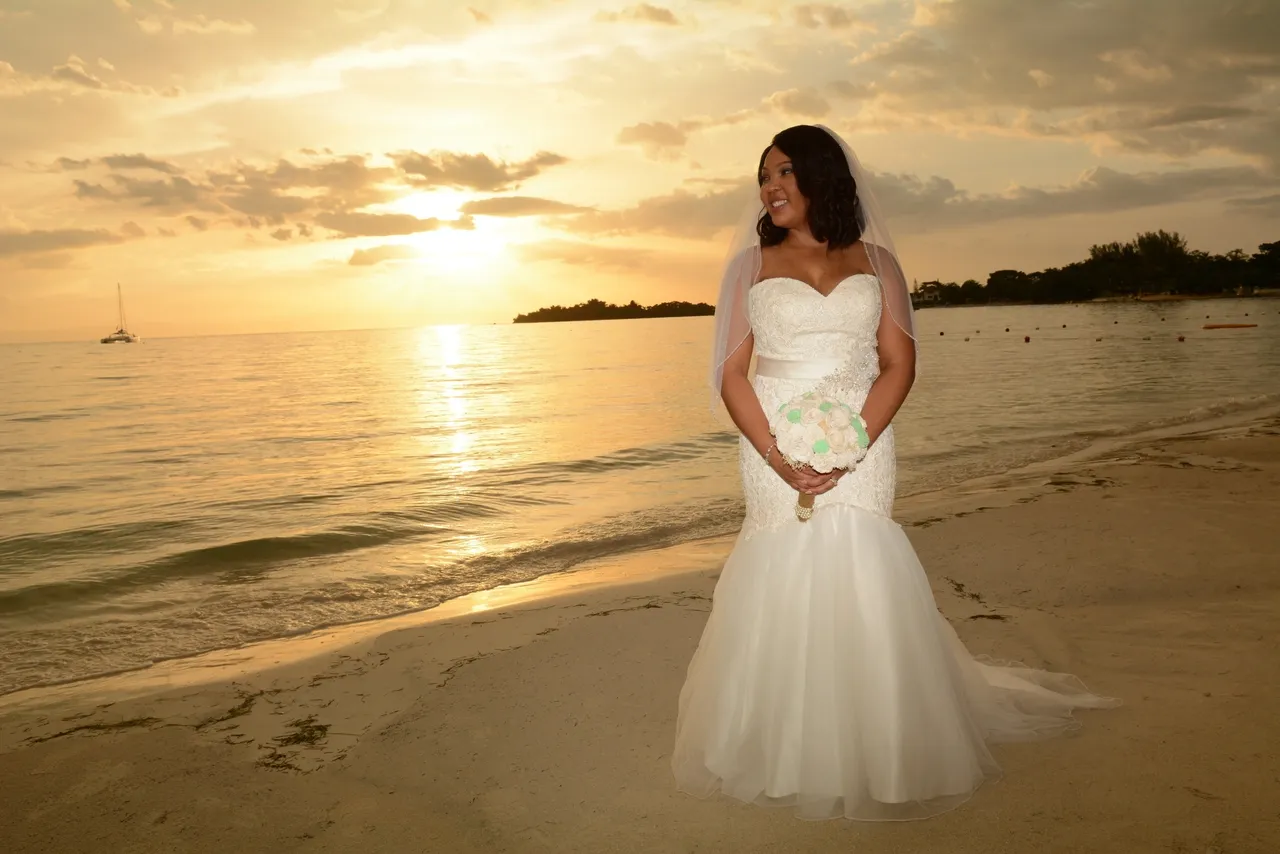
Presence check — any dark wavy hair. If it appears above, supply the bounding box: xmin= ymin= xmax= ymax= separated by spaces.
xmin=756 ymin=125 xmax=863 ymax=248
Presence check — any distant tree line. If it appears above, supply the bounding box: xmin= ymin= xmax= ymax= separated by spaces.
xmin=513 ymin=298 xmax=715 ymax=323
xmin=915 ymin=232 xmax=1280 ymax=307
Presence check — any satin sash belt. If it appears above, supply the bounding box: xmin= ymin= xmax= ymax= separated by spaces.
xmin=754 ymin=356 xmax=842 ymax=380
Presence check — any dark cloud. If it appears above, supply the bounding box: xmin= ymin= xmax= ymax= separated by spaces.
xmin=349 ymin=244 xmax=419 ymax=266
xmin=103 ymin=174 xmax=217 ymax=210
xmin=460 ymin=196 xmax=591 ymax=217
xmin=48 ymin=146 xmax=543 ymax=249
xmin=120 ymin=220 xmax=145 ymax=237
xmin=392 ymin=150 xmax=568 ymax=192
xmin=0 ymin=227 xmax=124 ymax=257
xmin=73 ymin=180 xmax=115 ymax=200
xmin=101 ymin=154 xmax=179 ymax=173
xmin=1226 ymin=194 xmax=1280 ymax=218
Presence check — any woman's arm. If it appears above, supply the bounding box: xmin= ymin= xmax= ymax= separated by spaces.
xmin=721 ymin=332 xmax=832 ymax=494
xmin=859 ymin=288 xmax=917 ymax=444
xmin=720 ymin=332 xmax=772 ymax=457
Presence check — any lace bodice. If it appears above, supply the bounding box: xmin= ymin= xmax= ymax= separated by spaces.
xmin=738 ymin=274 xmax=896 ymax=538
xmin=749 ymin=274 xmax=883 ymax=396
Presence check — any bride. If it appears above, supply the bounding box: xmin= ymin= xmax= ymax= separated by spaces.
xmin=672 ymin=124 xmax=1119 ymax=821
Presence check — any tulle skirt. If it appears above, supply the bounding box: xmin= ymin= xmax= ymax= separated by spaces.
xmin=672 ymin=504 xmax=1119 ymax=821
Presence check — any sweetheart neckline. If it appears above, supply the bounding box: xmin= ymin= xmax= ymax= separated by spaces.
xmin=753 ymin=273 xmax=878 ymax=299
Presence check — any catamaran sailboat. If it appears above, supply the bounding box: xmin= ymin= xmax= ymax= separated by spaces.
xmin=100 ymin=284 xmax=139 ymax=344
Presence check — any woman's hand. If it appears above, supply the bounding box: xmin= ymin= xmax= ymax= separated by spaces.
xmin=769 ymin=456 xmax=847 ymax=495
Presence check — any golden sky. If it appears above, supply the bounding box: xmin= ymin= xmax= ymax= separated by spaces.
xmin=1 ymin=0 xmax=1278 ymax=341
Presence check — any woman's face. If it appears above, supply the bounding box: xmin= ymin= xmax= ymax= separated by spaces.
xmin=759 ymin=145 xmax=807 ymax=231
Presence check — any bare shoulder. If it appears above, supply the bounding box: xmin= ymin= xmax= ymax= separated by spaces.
xmin=840 ymin=241 xmax=876 ymax=275
xmin=757 ymin=243 xmax=790 ymax=278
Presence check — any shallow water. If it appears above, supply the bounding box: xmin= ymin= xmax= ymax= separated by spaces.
xmin=1 ymin=298 xmax=1277 ymax=694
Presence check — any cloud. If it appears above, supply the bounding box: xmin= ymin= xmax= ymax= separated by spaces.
xmin=792 ymin=5 xmax=872 ymax=31
xmin=101 ymin=154 xmax=181 ymax=173
xmin=468 ymin=7 xmax=492 ymax=24
xmin=870 ymin=165 xmax=1276 ymax=229
xmin=617 ymin=121 xmax=700 ymax=158
xmin=617 ymin=89 xmax=831 ymax=160
xmin=569 ymin=181 xmax=754 ymax=238
xmin=559 ymin=161 xmax=1276 ymax=243
xmin=0 ymin=228 xmax=125 ymax=258
xmin=313 ymin=211 xmax=471 ymax=238
xmin=518 ymin=240 xmax=651 ymax=271
xmin=594 ymin=4 xmax=679 ymax=26
xmin=764 ymin=88 xmax=831 ymax=118
xmin=270 ymin=227 xmax=293 ymax=241
xmin=51 ymin=56 xmax=107 ymax=90
xmin=120 ymin=221 xmax=145 ymax=238
xmin=185 ymin=215 xmax=209 ymax=231
xmin=86 ymin=174 xmax=218 ymax=210
xmin=848 ymin=0 xmax=1280 ymax=166
xmin=348 ymin=244 xmax=420 ymax=266
xmin=616 ymin=110 xmax=755 ymax=159
xmin=392 ymin=150 xmax=569 ymax=192
xmin=459 ymin=196 xmax=591 ymax=217
xmin=1226 ymin=194 xmax=1280 ymax=218
xmin=171 ymin=16 xmax=256 ymax=36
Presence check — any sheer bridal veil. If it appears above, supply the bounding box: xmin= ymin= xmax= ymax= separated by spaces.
xmin=707 ymin=125 xmax=916 ymax=417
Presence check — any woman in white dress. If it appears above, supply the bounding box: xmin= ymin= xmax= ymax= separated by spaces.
xmin=672 ymin=125 xmax=1119 ymax=821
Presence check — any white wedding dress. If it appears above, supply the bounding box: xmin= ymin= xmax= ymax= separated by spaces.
xmin=673 ymin=274 xmax=1119 ymax=821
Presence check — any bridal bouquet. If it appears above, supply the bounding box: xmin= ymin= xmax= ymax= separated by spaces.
xmin=769 ymin=392 xmax=870 ymax=521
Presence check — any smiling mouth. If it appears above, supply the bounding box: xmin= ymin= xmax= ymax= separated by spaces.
xmin=770 ymin=199 xmax=788 ymax=209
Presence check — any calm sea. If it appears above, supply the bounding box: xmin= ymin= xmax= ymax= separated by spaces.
xmin=2 ymin=298 xmax=1278 ymax=695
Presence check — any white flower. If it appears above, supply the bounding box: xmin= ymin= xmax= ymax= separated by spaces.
xmin=800 ymin=406 xmax=823 ymax=426
xmin=828 ymin=407 xmax=852 ymax=429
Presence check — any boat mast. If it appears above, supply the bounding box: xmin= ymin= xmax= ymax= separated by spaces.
xmin=117 ymin=283 xmax=126 ymax=331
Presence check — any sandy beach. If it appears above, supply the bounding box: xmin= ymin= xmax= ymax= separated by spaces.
xmin=2 ymin=425 xmax=1278 ymax=854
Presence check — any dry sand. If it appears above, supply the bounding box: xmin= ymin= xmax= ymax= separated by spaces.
xmin=2 ymin=427 xmax=1278 ymax=853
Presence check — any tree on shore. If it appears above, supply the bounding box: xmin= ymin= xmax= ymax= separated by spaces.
xmin=513 ymin=298 xmax=715 ymax=323
xmin=915 ymin=233 xmax=1278 ymax=307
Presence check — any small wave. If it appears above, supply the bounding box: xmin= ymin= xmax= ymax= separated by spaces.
xmin=0 ymin=484 xmax=80 ymax=502
xmin=0 ymin=495 xmax=527 ymax=613
xmin=0 ymin=518 xmax=199 ymax=565
xmin=5 ymin=411 xmax=89 ymax=423
xmin=497 ymin=432 xmax=736 ymax=486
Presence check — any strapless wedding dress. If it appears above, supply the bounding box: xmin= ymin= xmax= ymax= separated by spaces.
xmin=672 ymin=274 xmax=1118 ymax=821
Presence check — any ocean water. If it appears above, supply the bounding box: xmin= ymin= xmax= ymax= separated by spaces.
xmin=2 ymin=298 xmax=1278 ymax=695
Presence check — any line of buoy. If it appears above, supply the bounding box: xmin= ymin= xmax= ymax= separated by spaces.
xmin=1203 ymin=323 xmax=1258 ymax=329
